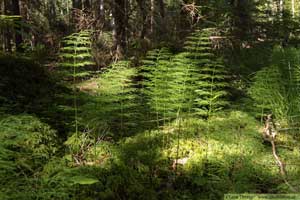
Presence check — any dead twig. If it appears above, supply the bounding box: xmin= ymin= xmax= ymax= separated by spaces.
xmin=263 ymin=115 xmax=298 ymax=192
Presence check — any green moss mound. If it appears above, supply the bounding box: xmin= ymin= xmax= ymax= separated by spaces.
xmin=0 ymin=114 xmax=58 ymax=199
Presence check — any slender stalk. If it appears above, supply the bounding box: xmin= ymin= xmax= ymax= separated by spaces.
xmin=73 ymin=40 xmax=78 ymax=136
xmin=208 ymin=65 xmax=216 ymax=119
xmin=174 ymin=109 xmax=181 ymax=173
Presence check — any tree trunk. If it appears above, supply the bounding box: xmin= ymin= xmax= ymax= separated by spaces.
xmin=268 ymin=0 xmax=276 ymax=18
xmin=83 ymin=0 xmax=91 ymax=9
xmin=0 ymin=0 xmax=4 ymax=14
xmin=150 ymin=0 xmax=155 ymax=35
xmin=99 ymin=0 xmax=105 ymax=21
xmin=136 ymin=0 xmax=147 ymax=39
xmin=0 ymin=0 xmax=4 ymax=51
xmin=3 ymin=0 xmax=11 ymax=52
xmin=157 ymin=0 xmax=166 ymax=40
xmin=279 ymin=0 xmax=283 ymax=13
xmin=49 ymin=0 xmax=56 ymax=21
xmin=157 ymin=0 xmax=165 ymax=18
xmin=73 ymin=0 xmax=82 ymax=9
xmin=12 ymin=0 xmax=22 ymax=51
xmin=112 ymin=0 xmax=128 ymax=59
xmin=277 ymin=0 xmax=284 ymax=18
xmin=96 ymin=0 xmax=105 ymax=30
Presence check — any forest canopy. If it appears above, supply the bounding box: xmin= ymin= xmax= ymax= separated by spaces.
xmin=1 ymin=0 xmax=300 ymax=199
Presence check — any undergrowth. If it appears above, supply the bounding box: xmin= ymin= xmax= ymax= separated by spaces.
xmin=2 ymin=28 xmax=300 ymax=200
xmin=2 ymin=110 xmax=299 ymax=199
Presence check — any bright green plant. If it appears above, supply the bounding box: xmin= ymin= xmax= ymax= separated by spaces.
xmin=140 ymin=48 xmax=174 ymax=126
xmin=0 ymin=114 xmax=58 ymax=198
xmin=83 ymin=61 xmax=139 ymax=137
xmin=59 ymin=30 xmax=94 ymax=126
xmin=59 ymin=30 xmax=95 ymax=79
xmin=249 ymin=47 xmax=300 ymax=126
xmin=140 ymin=48 xmax=197 ymax=127
xmin=170 ymin=52 xmax=197 ymax=116
xmin=184 ymin=28 xmax=229 ymax=118
xmin=59 ymin=30 xmax=95 ymax=161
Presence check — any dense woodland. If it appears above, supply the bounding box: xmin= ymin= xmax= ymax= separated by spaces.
xmin=1 ymin=0 xmax=300 ymax=199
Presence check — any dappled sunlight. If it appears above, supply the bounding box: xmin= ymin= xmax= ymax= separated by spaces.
xmin=2 ymin=1 xmax=300 ymax=198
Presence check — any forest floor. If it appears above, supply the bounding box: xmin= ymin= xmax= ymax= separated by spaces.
xmin=1 ymin=56 xmax=300 ymax=199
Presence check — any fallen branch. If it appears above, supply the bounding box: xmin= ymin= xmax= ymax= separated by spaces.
xmin=263 ymin=115 xmax=298 ymax=192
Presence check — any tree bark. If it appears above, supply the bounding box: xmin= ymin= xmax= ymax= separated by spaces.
xmin=157 ymin=0 xmax=166 ymax=40
xmin=3 ymin=0 xmax=12 ymax=52
xmin=157 ymin=0 xmax=165 ymax=18
xmin=99 ymin=0 xmax=105 ymax=21
xmin=83 ymin=0 xmax=91 ymax=9
xmin=0 ymin=0 xmax=4 ymax=14
xmin=276 ymin=0 xmax=284 ymax=18
xmin=49 ymin=0 xmax=56 ymax=21
xmin=73 ymin=0 xmax=82 ymax=9
xmin=136 ymin=0 xmax=147 ymax=39
xmin=96 ymin=0 xmax=105 ymax=30
xmin=4 ymin=0 xmax=22 ymax=52
xmin=12 ymin=0 xmax=22 ymax=51
xmin=150 ymin=0 xmax=155 ymax=35
xmin=112 ymin=0 xmax=128 ymax=59
xmin=279 ymin=0 xmax=283 ymax=13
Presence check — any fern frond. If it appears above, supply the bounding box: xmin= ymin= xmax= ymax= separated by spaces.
xmin=82 ymin=61 xmax=140 ymax=137
xmin=184 ymin=28 xmax=229 ymax=117
xmin=59 ymin=30 xmax=95 ymax=79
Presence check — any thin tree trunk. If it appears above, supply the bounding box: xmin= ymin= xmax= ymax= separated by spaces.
xmin=99 ymin=0 xmax=105 ymax=22
xmin=0 ymin=0 xmax=4 ymax=51
xmin=12 ymin=0 xmax=22 ymax=51
xmin=4 ymin=0 xmax=12 ymax=52
xmin=112 ymin=0 xmax=128 ymax=59
xmin=136 ymin=0 xmax=147 ymax=39
xmin=95 ymin=0 xmax=105 ymax=30
xmin=73 ymin=0 xmax=82 ymax=9
xmin=0 ymin=0 xmax=4 ymax=14
xmin=157 ymin=0 xmax=165 ymax=18
xmin=270 ymin=0 xmax=276 ymax=17
xmin=279 ymin=0 xmax=283 ymax=12
xmin=150 ymin=0 xmax=155 ymax=35
xmin=49 ymin=0 xmax=56 ymax=20
xmin=157 ymin=0 xmax=166 ymax=39
xmin=278 ymin=0 xmax=284 ymax=18
xmin=83 ymin=0 xmax=91 ymax=9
